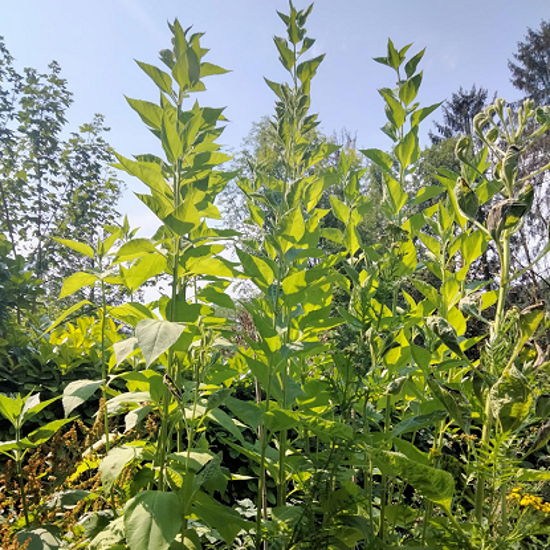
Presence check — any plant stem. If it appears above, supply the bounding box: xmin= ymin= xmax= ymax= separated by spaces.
xmin=100 ymin=279 xmax=110 ymax=454
xmin=15 ymin=427 xmax=30 ymax=528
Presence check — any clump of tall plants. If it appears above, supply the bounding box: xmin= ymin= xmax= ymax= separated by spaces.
xmin=1 ymin=2 xmax=550 ymax=550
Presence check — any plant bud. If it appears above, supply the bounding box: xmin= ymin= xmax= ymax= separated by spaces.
xmin=494 ymin=98 xmax=506 ymax=117
xmin=502 ymin=145 xmax=521 ymax=189
xmin=486 ymin=127 xmax=499 ymax=143
xmin=459 ymin=293 xmax=481 ymax=319
xmin=455 ymin=136 xmax=471 ymax=164
xmin=473 ymin=112 xmax=488 ymax=136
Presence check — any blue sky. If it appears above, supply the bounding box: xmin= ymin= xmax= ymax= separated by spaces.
xmin=3 ymin=0 xmax=549 ymax=234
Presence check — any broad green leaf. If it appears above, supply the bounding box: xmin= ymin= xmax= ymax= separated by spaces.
xmin=21 ymin=395 xmax=59 ymax=427
xmin=371 ymin=448 xmax=454 ymax=511
xmin=101 ymin=446 xmax=143 ymax=491
xmin=17 ymin=528 xmax=62 ymax=550
xmin=173 ymin=47 xmax=200 ymax=89
xmin=460 ymin=230 xmax=488 ymax=265
xmin=169 ymin=450 xmax=215 ymax=473
xmin=163 ymin=199 xmax=200 ymax=236
xmin=113 ymin=337 xmax=140 ymax=367
xmin=124 ymin=491 xmax=182 ymax=550
xmin=63 ymin=380 xmax=104 ymax=417
xmin=386 ymin=176 xmax=408 ymax=214
xmin=89 ymin=516 xmax=125 ymax=550
xmin=26 ymin=418 xmax=75 ymax=446
xmin=410 ymin=102 xmax=442 ymax=127
xmin=125 ymin=97 xmax=163 ymax=130
xmin=192 ymin=490 xmax=251 ymax=544
xmin=274 ymin=36 xmax=294 ymax=71
xmin=236 ymin=249 xmax=275 ymax=289
xmin=135 ymin=319 xmax=185 ymax=367
xmin=136 ymin=60 xmax=173 ymax=94
xmin=0 ymin=393 xmax=23 ymax=427
xmin=279 ymin=207 xmax=305 ymax=250
xmin=518 ymin=304 xmax=545 ymax=349
xmin=412 ymin=185 xmax=444 ymax=205
xmin=59 ymin=272 xmax=98 ymax=299
xmin=123 ymin=254 xmax=168 ymax=292
xmin=109 ymin=303 xmax=155 ymax=326
xmin=405 ymin=48 xmax=425 ymax=78
xmin=43 ymin=299 xmax=94 ymax=334
xmin=399 ymin=72 xmax=422 ymax=106
xmin=361 ymin=148 xmax=394 ymax=176
xmin=116 ymin=238 xmax=158 ymax=261
xmin=115 ymin=154 xmax=171 ymax=197
xmin=53 ymin=238 xmax=94 ymax=259
xmin=296 ymin=54 xmax=324 ymax=83
xmin=380 ymin=89 xmax=405 ymax=128
xmin=187 ymin=257 xmax=235 ymax=278
xmin=329 ymin=196 xmax=350 ymax=224
xmin=392 ymin=410 xmax=448 ymax=437
xmin=395 ymin=128 xmax=419 ymax=167
xmin=200 ymin=62 xmax=230 ymax=77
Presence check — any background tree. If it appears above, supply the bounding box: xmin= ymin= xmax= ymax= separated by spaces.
xmin=508 ymin=20 xmax=550 ymax=301
xmin=0 ymin=37 xmax=123 ymax=300
xmin=509 ymin=19 xmax=550 ymax=106
xmin=429 ymin=84 xmax=491 ymax=144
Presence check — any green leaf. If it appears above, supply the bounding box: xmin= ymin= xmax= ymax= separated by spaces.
xmin=200 ymin=62 xmax=230 ymax=77
xmin=112 ymin=338 xmax=138 ymax=368
xmin=163 ymin=199 xmax=200 ymax=236
xmin=380 ymin=89 xmax=405 ymax=128
xmin=125 ymin=97 xmax=163 ymax=130
xmin=26 ymin=418 xmax=75 ymax=446
xmin=405 ymin=48 xmax=425 ymax=78
xmin=412 ymin=185 xmax=444 ymax=206
xmin=43 ymin=300 xmax=93 ymax=334
xmin=101 ymin=446 xmax=143 ymax=491
xmin=399 ymin=73 xmax=422 ymax=106
xmin=63 ymin=380 xmax=104 ymax=417
xmin=395 ymin=128 xmax=419 ymax=167
xmin=454 ymin=177 xmax=479 ymax=220
xmin=192 ymin=490 xmax=250 ymax=544
xmin=329 ymin=196 xmax=350 ymax=224
xmin=279 ymin=207 xmax=305 ymax=250
xmin=410 ymin=102 xmax=441 ymax=127
xmin=0 ymin=393 xmax=23 ymax=427
xmin=89 ymin=517 xmax=125 ymax=550
xmin=370 ymin=448 xmax=455 ymax=511
xmin=135 ymin=319 xmax=185 ymax=367
xmin=361 ymin=149 xmax=393 ymax=176
xmin=392 ymin=410 xmax=448 ymax=437
xmin=426 ymin=316 xmax=464 ymax=358
xmin=297 ymin=55 xmax=324 ymax=83
xmin=123 ymin=254 xmax=168 ymax=292
xmin=161 ymin=113 xmax=182 ymax=162
xmin=136 ymin=60 xmax=173 ymax=94
xmin=53 ymin=238 xmax=95 ymax=259
xmin=124 ymin=491 xmax=182 ymax=550
xmin=274 ymin=36 xmax=295 ymax=71
xmin=459 ymin=230 xmax=488 ymax=265
xmin=109 ymin=303 xmax=155 ymax=326
xmin=115 ymin=154 xmax=171 ymax=197
xmin=59 ymin=272 xmax=98 ymax=299
xmin=116 ymin=238 xmax=159 ymax=261
xmin=386 ymin=176 xmax=408 ymax=214
xmin=17 ymin=528 xmax=62 ymax=550
xmin=187 ymin=257 xmax=235 ymax=278
xmin=173 ymin=47 xmax=200 ymax=89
